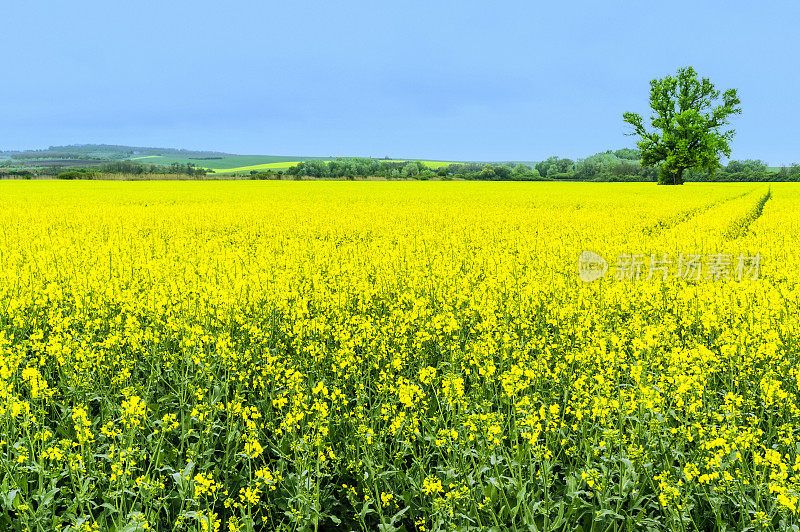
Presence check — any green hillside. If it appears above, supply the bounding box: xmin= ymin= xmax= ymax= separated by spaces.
xmin=130 ymin=155 xmax=333 ymax=170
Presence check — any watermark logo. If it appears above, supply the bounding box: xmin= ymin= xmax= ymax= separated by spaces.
xmin=578 ymin=250 xmax=609 ymax=282
xmin=578 ymin=251 xmax=761 ymax=282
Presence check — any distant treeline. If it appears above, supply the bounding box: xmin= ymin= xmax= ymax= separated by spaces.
xmin=440 ymin=151 xmax=799 ymax=182
xmin=277 ymin=150 xmax=662 ymax=181
xmin=3 ymin=147 xmax=799 ymax=181
xmin=282 ymin=158 xmax=546 ymax=181
xmin=531 ymin=152 xmax=800 ymax=182
xmin=255 ymin=154 xmax=800 ymax=182
xmin=688 ymin=160 xmax=800 ymax=182
xmin=533 ymin=149 xmax=659 ymax=181
xmin=98 ymin=160 xmax=208 ymax=176
xmin=37 ymin=161 xmax=209 ymax=179
xmin=0 ymin=158 xmax=208 ymax=176
xmin=0 ymin=169 xmax=35 ymax=179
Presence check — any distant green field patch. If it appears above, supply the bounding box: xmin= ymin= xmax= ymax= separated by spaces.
xmin=211 ymin=159 xmax=459 ymax=174
xmin=127 ymin=155 xmax=331 ymax=170
xmin=210 ymin=162 xmax=302 ymax=173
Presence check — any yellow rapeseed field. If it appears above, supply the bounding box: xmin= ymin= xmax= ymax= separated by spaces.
xmin=1 ymin=181 xmax=798 ymax=531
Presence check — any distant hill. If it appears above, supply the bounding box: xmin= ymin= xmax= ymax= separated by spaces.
xmin=0 ymin=144 xmax=339 ymax=172
xmin=0 ymin=144 xmax=463 ymax=173
xmin=33 ymin=144 xmax=231 ymax=158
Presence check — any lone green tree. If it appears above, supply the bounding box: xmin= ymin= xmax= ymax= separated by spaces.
xmin=623 ymin=67 xmax=741 ymax=185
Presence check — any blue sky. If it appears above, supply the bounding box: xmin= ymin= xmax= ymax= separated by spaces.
xmin=1 ymin=0 xmax=797 ymax=164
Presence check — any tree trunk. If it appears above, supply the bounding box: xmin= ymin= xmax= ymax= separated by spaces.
xmin=673 ymin=168 xmax=684 ymax=185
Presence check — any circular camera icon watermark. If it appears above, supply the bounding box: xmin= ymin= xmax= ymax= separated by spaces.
xmin=578 ymin=250 xmax=608 ymax=282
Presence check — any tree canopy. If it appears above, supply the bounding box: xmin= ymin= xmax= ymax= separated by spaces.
xmin=623 ymin=67 xmax=741 ymax=185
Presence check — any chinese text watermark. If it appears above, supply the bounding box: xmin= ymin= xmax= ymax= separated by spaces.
xmin=578 ymin=251 xmax=761 ymax=283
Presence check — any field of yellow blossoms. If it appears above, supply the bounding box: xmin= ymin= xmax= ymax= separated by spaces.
xmin=1 ymin=180 xmax=799 ymax=531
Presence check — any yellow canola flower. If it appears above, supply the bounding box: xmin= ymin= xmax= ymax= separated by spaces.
xmin=121 ymin=395 xmax=146 ymax=429
xmin=422 ymin=476 xmax=444 ymax=495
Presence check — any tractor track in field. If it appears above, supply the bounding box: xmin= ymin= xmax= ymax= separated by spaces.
xmin=640 ymin=189 xmax=751 ymax=237
xmin=724 ymin=187 xmax=772 ymax=240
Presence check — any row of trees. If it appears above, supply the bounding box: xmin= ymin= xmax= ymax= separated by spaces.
xmin=0 ymin=169 xmax=35 ymax=178
xmin=514 ymin=152 xmax=799 ymax=182
xmin=685 ymin=160 xmax=800 ymax=182
xmin=271 ymin=155 xmax=800 ymax=182
xmin=39 ymin=161 xmax=208 ymax=177
xmin=0 ymin=159 xmax=210 ymax=176
xmin=5 ymin=155 xmax=798 ymax=181
xmin=99 ymin=160 xmax=208 ymax=176
xmin=531 ymin=149 xmax=662 ymax=181
xmin=283 ymin=158 xmax=546 ymax=181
